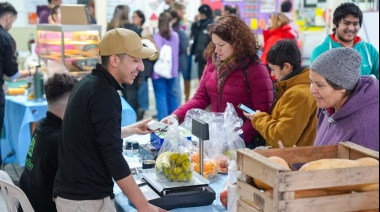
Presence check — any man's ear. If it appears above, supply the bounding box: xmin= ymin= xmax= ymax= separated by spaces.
xmin=332 ymin=23 xmax=338 ymax=31
xmin=5 ymin=14 xmax=11 ymax=23
xmin=109 ymin=55 xmax=119 ymax=68
xmin=283 ymin=62 xmax=293 ymax=72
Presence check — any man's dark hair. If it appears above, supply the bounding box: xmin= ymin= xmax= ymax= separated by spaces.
xmin=101 ymin=54 xmax=125 ymax=68
xmin=281 ymin=0 xmax=292 ymax=13
xmin=0 ymin=2 xmax=17 ymax=18
xmin=266 ymin=39 xmax=301 ymax=70
xmin=333 ymin=3 xmax=363 ymax=33
xmin=48 ymin=0 xmax=52 ymax=4
xmin=44 ymin=74 xmax=78 ymax=103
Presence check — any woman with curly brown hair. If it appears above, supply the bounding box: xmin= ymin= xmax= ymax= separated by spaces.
xmin=162 ymin=15 xmax=274 ymax=148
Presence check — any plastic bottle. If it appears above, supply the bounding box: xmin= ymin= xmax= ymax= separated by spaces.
xmin=227 ymin=160 xmax=237 ymax=184
xmin=227 ymin=184 xmax=238 ymax=212
xmin=227 ymin=160 xmax=238 ymax=212
xmin=34 ymin=65 xmax=44 ymax=101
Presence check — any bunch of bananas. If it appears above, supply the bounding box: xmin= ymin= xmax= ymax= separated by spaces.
xmin=156 ymin=152 xmax=193 ymax=182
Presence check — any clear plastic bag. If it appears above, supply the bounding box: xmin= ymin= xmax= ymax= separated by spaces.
xmin=190 ymin=150 xmax=218 ymax=179
xmin=155 ymin=116 xmax=194 ymax=182
xmin=183 ymin=103 xmax=246 ymax=175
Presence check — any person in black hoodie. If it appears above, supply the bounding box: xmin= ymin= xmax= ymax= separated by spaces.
xmin=190 ymin=4 xmax=213 ymax=79
xmin=0 ymin=2 xmax=36 ymax=167
xmin=52 ymin=28 xmax=165 ymax=212
xmin=19 ymin=74 xmax=78 ymax=212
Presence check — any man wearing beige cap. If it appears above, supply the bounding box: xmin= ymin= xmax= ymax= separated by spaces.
xmin=53 ymin=28 xmax=165 ymax=211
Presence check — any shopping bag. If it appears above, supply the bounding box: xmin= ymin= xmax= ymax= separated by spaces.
xmin=153 ymin=44 xmax=172 ymax=79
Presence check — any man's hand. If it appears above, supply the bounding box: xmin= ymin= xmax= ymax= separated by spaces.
xmin=116 ymin=175 xmax=168 ymax=212
xmin=131 ymin=118 xmax=155 ymax=135
xmin=138 ymin=204 xmax=168 ymax=212
xmin=20 ymin=66 xmax=36 ymax=78
xmin=121 ymin=118 xmax=154 ymax=138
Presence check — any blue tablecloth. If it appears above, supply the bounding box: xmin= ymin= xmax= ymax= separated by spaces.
xmin=1 ymin=95 xmax=136 ymax=166
xmin=1 ymin=96 xmax=48 ymax=166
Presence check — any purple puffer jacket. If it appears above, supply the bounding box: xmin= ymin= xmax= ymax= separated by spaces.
xmin=314 ymin=76 xmax=379 ymax=151
xmin=173 ymin=59 xmax=274 ymax=145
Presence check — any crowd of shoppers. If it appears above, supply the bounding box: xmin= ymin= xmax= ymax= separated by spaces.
xmin=0 ymin=1 xmax=378 ymax=211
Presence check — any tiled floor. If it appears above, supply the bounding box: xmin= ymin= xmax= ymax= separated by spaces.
xmin=0 ymin=77 xmax=199 ymax=211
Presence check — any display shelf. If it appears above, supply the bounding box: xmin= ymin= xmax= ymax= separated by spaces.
xmin=40 ymin=55 xmax=99 ymax=60
xmin=37 ymin=24 xmax=101 ymax=33
xmin=38 ymin=40 xmax=98 ymax=45
xmin=36 ymin=24 xmax=101 ymax=75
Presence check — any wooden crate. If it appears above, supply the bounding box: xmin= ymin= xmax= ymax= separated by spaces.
xmin=237 ymin=142 xmax=379 ymax=212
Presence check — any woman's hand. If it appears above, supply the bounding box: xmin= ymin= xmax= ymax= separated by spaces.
xmin=161 ymin=114 xmax=179 ymax=124
xmin=243 ymin=110 xmax=261 ymax=120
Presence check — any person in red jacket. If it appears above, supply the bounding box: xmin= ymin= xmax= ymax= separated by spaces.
xmin=261 ymin=13 xmax=296 ymax=66
xmin=162 ymin=15 xmax=274 ymax=148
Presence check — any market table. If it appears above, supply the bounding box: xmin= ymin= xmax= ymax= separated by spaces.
xmin=114 ymin=169 xmax=227 ymax=212
xmin=1 ymin=94 xmax=136 ymax=166
xmin=114 ymin=134 xmax=228 ymax=212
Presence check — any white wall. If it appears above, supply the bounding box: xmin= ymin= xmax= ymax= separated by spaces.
xmin=358 ymin=12 xmax=379 ymax=51
xmin=1 ymin=0 xmax=76 ymax=27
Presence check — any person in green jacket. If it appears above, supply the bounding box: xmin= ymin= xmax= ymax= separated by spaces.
xmin=246 ymin=39 xmax=317 ymax=148
xmin=311 ymin=3 xmax=379 ymax=79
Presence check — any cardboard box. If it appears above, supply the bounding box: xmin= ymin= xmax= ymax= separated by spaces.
xmin=60 ymin=4 xmax=89 ymax=25
xmin=237 ymin=142 xmax=379 ymax=212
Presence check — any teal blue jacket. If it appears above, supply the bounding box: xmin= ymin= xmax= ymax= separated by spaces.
xmin=311 ymin=34 xmax=379 ymax=79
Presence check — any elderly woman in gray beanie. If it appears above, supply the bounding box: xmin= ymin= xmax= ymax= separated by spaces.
xmin=310 ymin=47 xmax=379 ymax=151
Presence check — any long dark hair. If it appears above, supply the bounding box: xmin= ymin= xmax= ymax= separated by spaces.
xmin=158 ymin=12 xmax=172 ymax=40
xmin=168 ymin=10 xmax=180 ymax=29
xmin=108 ymin=5 xmax=130 ymax=29
xmin=134 ymin=10 xmax=145 ymax=26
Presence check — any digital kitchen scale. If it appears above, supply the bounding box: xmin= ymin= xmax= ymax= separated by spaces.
xmin=134 ymin=171 xmax=216 ymax=210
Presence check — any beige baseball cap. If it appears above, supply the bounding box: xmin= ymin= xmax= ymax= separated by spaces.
xmin=98 ymin=28 xmax=157 ymax=58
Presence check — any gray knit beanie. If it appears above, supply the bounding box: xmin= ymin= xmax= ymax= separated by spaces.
xmin=310 ymin=48 xmax=361 ymax=90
